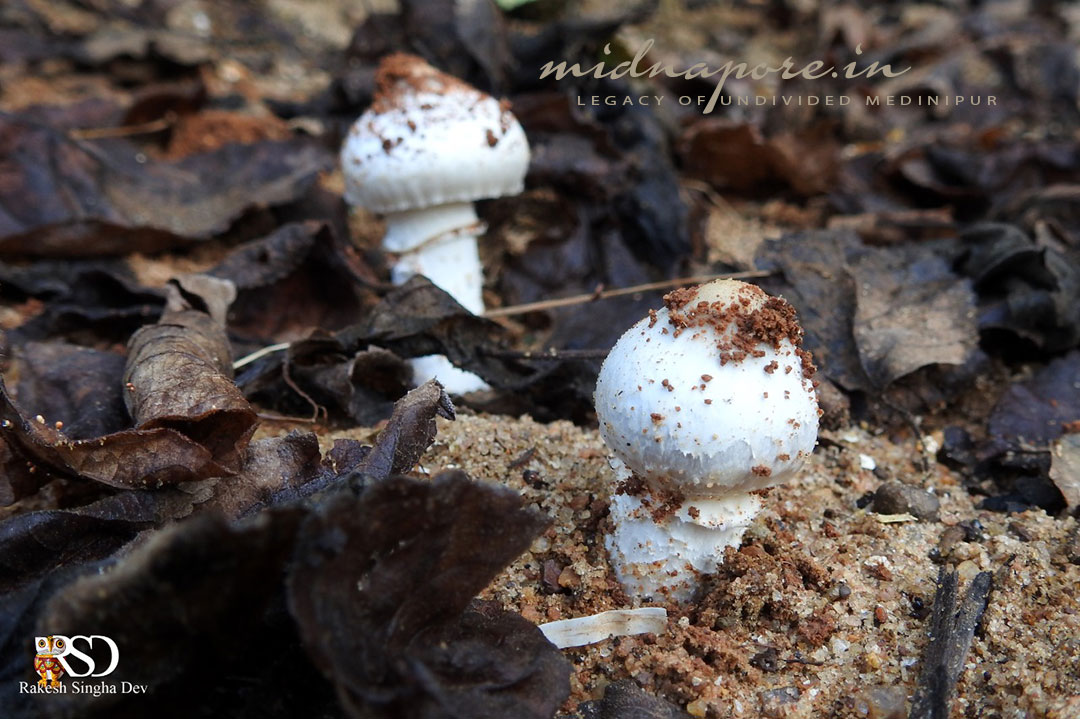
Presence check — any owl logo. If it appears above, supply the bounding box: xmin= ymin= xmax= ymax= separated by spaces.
xmin=34 ymin=636 xmax=67 ymax=688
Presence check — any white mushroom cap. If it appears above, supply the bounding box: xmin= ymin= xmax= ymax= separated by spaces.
xmin=341 ymin=53 xmax=530 ymax=250
xmin=594 ymin=279 xmax=819 ymax=497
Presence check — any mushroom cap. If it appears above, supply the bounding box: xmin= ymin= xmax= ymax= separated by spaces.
xmin=341 ymin=54 xmax=530 ymax=217
xmin=594 ymin=279 xmax=819 ymax=496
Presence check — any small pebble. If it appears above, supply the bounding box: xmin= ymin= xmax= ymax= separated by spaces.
xmin=871 ymin=481 xmax=940 ymax=521
xmin=1066 ymin=526 xmax=1080 ymax=565
xmin=760 ymin=687 xmax=800 ymax=718
xmin=686 ymin=699 xmax=708 ymax=717
xmin=851 ymin=685 xmax=906 ymax=718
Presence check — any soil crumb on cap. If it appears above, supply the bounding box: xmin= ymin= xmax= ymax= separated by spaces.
xmin=370 ymin=52 xmax=474 ymax=113
xmin=663 ymin=282 xmax=816 ymax=379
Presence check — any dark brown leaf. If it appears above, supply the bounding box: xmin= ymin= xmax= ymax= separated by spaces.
xmin=577 ymin=680 xmax=694 ymax=719
xmin=6 ymin=341 xmax=129 ymax=440
xmin=353 ymin=379 xmax=454 ymax=481
xmin=337 ymin=276 xmax=536 ymax=390
xmin=957 ymin=223 xmax=1080 ymax=353
xmin=208 ymin=222 xmax=378 ymax=344
xmin=201 ymin=432 xmax=329 ymax=520
xmin=35 ymin=510 xmax=304 ymax=716
xmin=850 ymin=245 xmax=979 ymax=388
xmin=988 ymin=351 xmax=1080 ymax=446
xmin=678 ymin=120 xmax=840 ymax=197
xmin=756 ymin=231 xmax=872 ymax=393
xmin=282 ymin=341 xmax=412 ymax=426
xmin=0 ymin=259 xmax=164 ymax=345
xmin=0 ymin=487 xmax=207 ymax=596
xmin=0 ymin=488 xmax=210 ymax=719
xmin=974 ymin=351 xmax=1076 ymax=509
xmin=0 ymin=113 xmax=332 ymax=257
xmin=287 ymin=470 xmax=567 ymax=719
xmin=0 ymin=378 xmax=232 ymax=494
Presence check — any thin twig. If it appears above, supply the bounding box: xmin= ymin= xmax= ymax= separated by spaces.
xmin=482 ymin=271 xmax=772 ymax=318
xmin=233 ymin=342 xmax=290 ymax=370
xmin=68 ymin=116 xmax=175 ymax=140
xmin=231 ymin=272 xmax=770 ymax=368
xmin=282 ymin=353 xmax=325 ymax=423
xmin=255 ymin=411 xmax=316 ymax=423
xmin=479 ymin=348 xmax=609 ymax=361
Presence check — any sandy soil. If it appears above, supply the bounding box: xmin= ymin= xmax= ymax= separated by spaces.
xmin=268 ymin=409 xmax=1080 ymax=719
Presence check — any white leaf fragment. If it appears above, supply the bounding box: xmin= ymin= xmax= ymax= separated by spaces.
xmin=1050 ymin=433 xmax=1080 ymax=510
xmin=873 ymin=512 xmax=918 ymax=523
xmin=538 ymin=607 xmax=668 ymax=649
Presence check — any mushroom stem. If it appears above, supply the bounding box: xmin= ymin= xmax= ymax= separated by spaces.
xmin=606 ymin=465 xmax=763 ymax=602
xmin=385 ymin=202 xmax=485 ymax=314
xmin=383 ymin=201 xmax=490 ymax=392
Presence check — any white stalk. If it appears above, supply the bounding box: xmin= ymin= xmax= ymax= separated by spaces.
xmin=604 ymin=461 xmax=762 ymax=602
xmin=383 ymin=202 xmax=490 ymax=393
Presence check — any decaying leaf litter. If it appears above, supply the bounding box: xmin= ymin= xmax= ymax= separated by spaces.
xmin=1 ymin=0 xmax=1079 ymax=717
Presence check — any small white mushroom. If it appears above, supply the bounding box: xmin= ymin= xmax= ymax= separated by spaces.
xmin=594 ymin=279 xmax=820 ymax=601
xmin=341 ymin=53 xmax=530 ymax=393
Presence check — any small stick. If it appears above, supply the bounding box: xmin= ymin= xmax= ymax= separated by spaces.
xmin=483 ymin=271 xmax=772 ymax=318
xmin=232 ymin=273 xmax=771 ymax=368
xmin=233 ymin=342 xmax=290 ymax=370
xmin=68 ymin=116 xmax=175 ymax=140
xmin=255 ymin=411 xmax=316 ymax=423
xmin=479 ymin=348 xmax=609 ymax=361
xmin=909 ymin=568 xmax=993 ymax=719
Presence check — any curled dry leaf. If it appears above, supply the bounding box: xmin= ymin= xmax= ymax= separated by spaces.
xmin=199 ymin=432 xmax=329 ymax=520
xmin=0 ymin=275 xmax=255 ymax=498
xmin=0 ymin=379 xmax=232 ymax=494
xmin=287 ymin=342 xmax=412 ymax=427
xmin=339 ymin=276 xmax=518 ymax=385
xmin=352 ymin=379 xmax=455 ymax=481
xmin=123 ymin=276 xmax=256 ymax=473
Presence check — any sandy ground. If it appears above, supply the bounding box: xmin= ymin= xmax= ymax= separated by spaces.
xmin=262 ymin=409 xmax=1080 ymax=719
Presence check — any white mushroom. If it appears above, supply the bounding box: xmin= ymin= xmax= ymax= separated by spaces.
xmin=594 ymin=279 xmax=820 ymax=601
xmin=341 ymin=53 xmax=530 ymax=393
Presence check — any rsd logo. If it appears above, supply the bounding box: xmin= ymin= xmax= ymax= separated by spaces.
xmin=34 ymin=635 xmax=119 ymax=687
